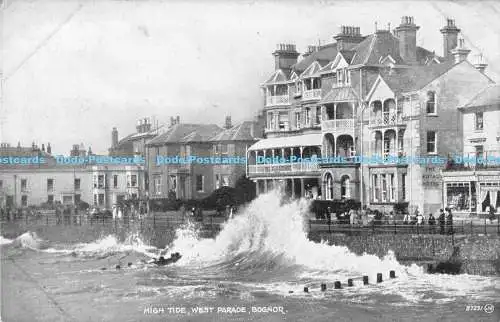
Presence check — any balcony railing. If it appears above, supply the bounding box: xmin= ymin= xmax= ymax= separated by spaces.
xmin=302 ymin=89 xmax=322 ymax=100
xmin=322 ymin=118 xmax=355 ymax=132
xmin=266 ymin=95 xmax=290 ymax=106
xmin=248 ymin=162 xmax=320 ymax=175
xmin=369 ymin=113 xmax=405 ymax=127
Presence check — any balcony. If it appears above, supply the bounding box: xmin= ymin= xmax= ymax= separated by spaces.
xmin=321 ymin=118 xmax=355 ymax=133
xmin=248 ymin=162 xmax=320 ymax=175
xmin=369 ymin=113 xmax=406 ymax=128
xmin=302 ymin=89 xmax=322 ymax=101
xmin=266 ymin=95 xmax=289 ymax=107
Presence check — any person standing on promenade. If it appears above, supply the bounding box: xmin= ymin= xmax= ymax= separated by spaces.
xmin=446 ymin=208 xmax=454 ymax=235
xmin=488 ymin=204 xmax=496 ymax=223
xmin=428 ymin=213 xmax=436 ymax=233
xmin=416 ymin=211 xmax=424 ymax=226
xmin=349 ymin=208 xmax=356 ymax=225
xmin=438 ymin=209 xmax=446 ymax=234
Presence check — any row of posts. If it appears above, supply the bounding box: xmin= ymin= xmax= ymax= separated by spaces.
xmin=303 ymin=270 xmax=396 ymax=293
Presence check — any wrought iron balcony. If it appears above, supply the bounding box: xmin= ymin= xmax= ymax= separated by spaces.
xmin=369 ymin=113 xmax=406 ymax=128
xmin=302 ymin=89 xmax=322 ymax=101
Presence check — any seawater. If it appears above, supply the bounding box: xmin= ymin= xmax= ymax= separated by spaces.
xmin=1 ymin=191 xmax=499 ymax=322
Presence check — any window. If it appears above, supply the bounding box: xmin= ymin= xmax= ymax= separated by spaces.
xmin=305 ymin=107 xmax=311 ymax=127
xmin=153 ymin=176 xmax=162 ymax=195
xmin=48 ymin=195 xmax=54 ymax=204
xmin=340 ymin=176 xmax=350 ymax=199
xmin=295 ymin=111 xmax=301 ymax=129
xmin=47 ymin=179 xmax=54 ymax=192
xmin=220 ymin=144 xmax=228 ymax=156
xmin=21 ymin=195 xmax=28 ymax=206
xmin=345 ymin=69 xmax=350 ymax=85
xmin=402 ymin=174 xmax=407 ymax=201
xmin=222 ymin=175 xmax=230 ymax=187
xmin=372 ymin=174 xmax=379 ymax=202
xmin=128 ymin=174 xmax=137 ymax=187
xmin=0 ymin=180 xmax=2 ymax=189
xmin=98 ymin=194 xmax=105 ymax=206
xmin=315 ymin=106 xmax=322 ymax=125
xmin=475 ymin=145 xmax=484 ymax=159
xmin=169 ymin=175 xmax=177 ymax=191
xmin=381 ymin=174 xmax=387 ymax=202
xmin=475 ymin=112 xmax=483 ymax=130
xmin=278 ymin=112 xmax=289 ymax=131
xmin=196 ymin=175 xmax=204 ymax=192
xmin=446 ymin=182 xmax=470 ymax=212
xmin=267 ymin=112 xmax=273 ymax=129
xmin=270 ymin=113 xmax=276 ymax=130
xmin=97 ymin=175 xmax=105 ymax=189
xmin=113 ymin=175 xmax=118 ymax=188
xmin=21 ymin=179 xmax=27 ymax=191
xmin=426 ymin=91 xmax=436 ymax=114
xmin=75 ymin=194 xmax=81 ymax=204
xmin=74 ymin=178 xmax=81 ymax=190
xmin=389 ymin=174 xmax=395 ymax=202
xmin=426 ymin=131 xmax=437 ymax=154
xmin=93 ymin=194 xmax=97 ymax=205
xmin=63 ymin=195 xmax=73 ymax=204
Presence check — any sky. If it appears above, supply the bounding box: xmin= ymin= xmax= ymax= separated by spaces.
xmin=2 ymin=0 xmax=500 ymax=155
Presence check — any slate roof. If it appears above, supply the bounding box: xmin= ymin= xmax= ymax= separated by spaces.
xmin=147 ymin=124 xmax=222 ymax=145
xmin=320 ymin=87 xmax=360 ymax=104
xmin=378 ymin=59 xmax=456 ymax=94
xmin=209 ymin=121 xmax=258 ymax=142
xmin=292 ymin=43 xmax=340 ymax=72
xmin=263 ymin=69 xmax=289 ymax=85
xmin=461 ymin=84 xmax=500 ymax=108
xmin=300 ymin=61 xmax=322 ymax=78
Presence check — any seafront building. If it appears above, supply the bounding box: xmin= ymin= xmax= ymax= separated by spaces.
xmin=145 ymin=116 xmax=263 ymax=200
xmin=248 ymin=16 xmax=499 ymax=215
xmin=440 ymin=84 xmax=500 ymax=215
xmin=0 ymin=143 xmax=145 ymax=209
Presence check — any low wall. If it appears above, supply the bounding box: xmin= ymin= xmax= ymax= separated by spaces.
xmin=308 ymin=232 xmax=500 ymax=276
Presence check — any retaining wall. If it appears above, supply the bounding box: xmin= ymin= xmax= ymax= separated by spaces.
xmin=308 ymin=232 xmax=500 ymax=276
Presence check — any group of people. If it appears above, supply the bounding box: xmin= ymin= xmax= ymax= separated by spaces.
xmin=318 ymin=206 xmax=457 ymax=234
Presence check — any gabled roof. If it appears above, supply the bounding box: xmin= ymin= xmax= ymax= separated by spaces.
xmin=293 ymin=43 xmax=340 ymax=72
xmin=461 ymin=84 xmax=500 ymax=109
xmin=350 ymin=32 xmax=404 ymax=66
xmin=147 ymin=124 xmax=222 ymax=145
xmin=377 ymin=59 xmax=456 ymax=94
xmin=300 ymin=61 xmax=322 ymax=78
xmin=263 ymin=69 xmax=289 ymax=85
xmin=210 ymin=121 xmax=258 ymax=142
xmin=319 ymin=87 xmax=359 ymax=104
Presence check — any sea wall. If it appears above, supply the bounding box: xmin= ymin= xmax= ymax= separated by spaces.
xmin=308 ymin=232 xmax=500 ymax=276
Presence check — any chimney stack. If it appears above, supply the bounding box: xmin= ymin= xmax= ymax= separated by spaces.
xmin=112 ymin=127 xmax=119 ymax=148
xmin=272 ymin=43 xmax=300 ymax=73
xmin=450 ymin=36 xmax=470 ymax=64
xmin=176 ymin=116 xmax=180 ymax=125
xmin=170 ymin=117 xmax=175 ymax=127
xmin=334 ymin=26 xmax=364 ymax=51
xmin=47 ymin=142 xmax=52 ymax=154
xmin=473 ymin=53 xmax=488 ymax=74
xmin=440 ymin=18 xmax=461 ymax=59
xmin=42 ymin=143 xmax=45 ymax=152
xmin=395 ymin=16 xmax=420 ymax=64
xmin=225 ymin=116 xmax=232 ymax=129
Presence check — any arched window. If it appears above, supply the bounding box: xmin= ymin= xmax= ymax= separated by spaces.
xmin=426 ymin=91 xmax=436 ymax=114
xmin=341 ymin=175 xmax=350 ymax=199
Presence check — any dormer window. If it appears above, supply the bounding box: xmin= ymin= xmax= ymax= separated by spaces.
xmin=426 ymin=91 xmax=436 ymax=114
xmin=336 ymin=68 xmax=349 ymax=87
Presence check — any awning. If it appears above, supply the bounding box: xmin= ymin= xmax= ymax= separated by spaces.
xmin=319 ymin=87 xmax=359 ymax=104
xmin=248 ymin=133 xmax=322 ymax=151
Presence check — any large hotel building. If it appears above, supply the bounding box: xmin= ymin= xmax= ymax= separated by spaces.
xmin=248 ymin=16 xmax=500 ymax=215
